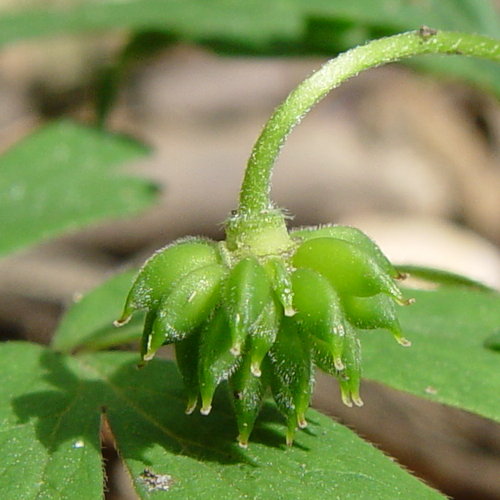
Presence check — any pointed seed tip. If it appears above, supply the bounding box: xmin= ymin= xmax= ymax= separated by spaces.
xmin=185 ymin=400 xmax=197 ymax=415
xmin=230 ymin=344 xmax=241 ymax=356
xmin=353 ymin=396 xmax=364 ymax=407
xmin=200 ymin=405 xmax=212 ymax=416
xmin=284 ymin=307 xmax=296 ymax=317
xmin=341 ymin=394 xmax=353 ymax=408
xmin=395 ymin=296 xmax=415 ymax=306
xmin=143 ymin=352 xmax=155 ymax=362
xmin=250 ymin=364 xmax=262 ymax=377
xmin=398 ymin=337 xmax=412 ymax=347
xmin=334 ymin=357 xmax=345 ymax=371
xmin=237 ymin=437 xmax=249 ymax=449
xmin=298 ymin=416 xmax=307 ymax=429
xmin=113 ymin=315 xmax=131 ymax=327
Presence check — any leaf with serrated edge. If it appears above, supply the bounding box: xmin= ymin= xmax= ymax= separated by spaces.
xmin=361 ymin=288 xmax=500 ymax=423
xmin=0 ymin=342 xmax=443 ymax=499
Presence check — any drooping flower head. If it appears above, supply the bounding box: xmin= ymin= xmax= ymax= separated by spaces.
xmin=113 ymin=28 xmax=497 ymax=446
xmin=116 ymin=209 xmax=411 ymax=446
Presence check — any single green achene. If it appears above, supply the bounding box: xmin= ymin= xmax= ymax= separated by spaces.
xmin=115 ymin=28 xmax=500 ymax=447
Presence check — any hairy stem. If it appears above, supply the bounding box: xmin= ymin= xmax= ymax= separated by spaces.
xmin=237 ymin=29 xmax=500 ymax=215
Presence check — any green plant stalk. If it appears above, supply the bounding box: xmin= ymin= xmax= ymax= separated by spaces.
xmin=227 ymin=29 xmax=499 ymax=250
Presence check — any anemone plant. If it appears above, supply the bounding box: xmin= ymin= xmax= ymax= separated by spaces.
xmin=115 ymin=28 xmax=500 ymax=447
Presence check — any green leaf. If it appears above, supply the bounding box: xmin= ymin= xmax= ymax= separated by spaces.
xmin=0 ymin=343 xmax=103 ymax=500
xmin=0 ymin=0 xmax=498 ymax=95
xmin=0 ymin=121 xmax=157 ymax=257
xmin=396 ymin=264 xmax=494 ymax=292
xmin=361 ymin=287 xmax=500 ymax=422
xmin=0 ymin=342 xmax=444 ymax=499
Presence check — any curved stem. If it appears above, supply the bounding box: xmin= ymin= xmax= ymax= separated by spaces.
xmin=237 ymin=29 xmax=500 ymax=214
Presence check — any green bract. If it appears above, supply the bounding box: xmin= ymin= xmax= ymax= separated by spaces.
xmin=116 ymin=221 xmax=411 ymax=447
xmin=114 ymin=29 xmax=500 ymax=447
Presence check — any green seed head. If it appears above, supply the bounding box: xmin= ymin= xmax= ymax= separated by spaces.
xmin=112 ymin=29 xmax=500 ymax=446
xmin=116 ymin=220 xmax=411 ymax=446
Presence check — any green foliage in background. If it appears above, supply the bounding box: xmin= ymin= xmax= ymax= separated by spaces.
xmin=0 ymin=0 xmax=498 ymax=97
xmin=0 ymin=122 xmax=156 ymax=257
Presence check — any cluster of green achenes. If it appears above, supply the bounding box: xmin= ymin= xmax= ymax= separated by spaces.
xmin=116 ymin=207 xmax=411 ymax=447
xmin=113 ymin=28 xmax=500 ymax=447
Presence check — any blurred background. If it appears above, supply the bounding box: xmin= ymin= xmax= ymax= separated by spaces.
xmin=0 ymin=1 xmax=499 ymax=498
